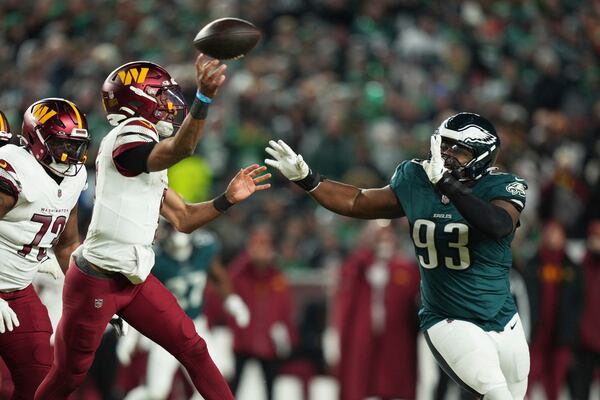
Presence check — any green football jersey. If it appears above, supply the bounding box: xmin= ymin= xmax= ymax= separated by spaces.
xmin=390 ymin=160 xmax=527 ymax=332
xmin=153 ymin=230 xmax=220 ymax=319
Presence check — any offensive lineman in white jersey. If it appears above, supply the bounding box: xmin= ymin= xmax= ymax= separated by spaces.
xmin=0 ymin=99 xmax=89 ymax=399
xmin=36 ymin=54 xmax=270 ymax=400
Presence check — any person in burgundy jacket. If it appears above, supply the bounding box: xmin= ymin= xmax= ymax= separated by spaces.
xmin=568 ymin=221 xmax=600 ymax=400
xmin=525 ymin=220 xmax=583 ymax=400
xmin=334 ymin=221 xmax=420 ymax=400
xmin=205 ymin=224 xmax=296 ymax=400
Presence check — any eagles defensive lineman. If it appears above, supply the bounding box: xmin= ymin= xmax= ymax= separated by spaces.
xmin=266 ymin=112 xmax=530 ymax=399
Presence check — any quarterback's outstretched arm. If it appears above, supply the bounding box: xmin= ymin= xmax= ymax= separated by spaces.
xmin=161 ymin=164 xmax=271 ymax=233
xmin=265 ymin=140 xmax=404 ymax=219
xmin=147 ymin=54 xmax=227 ymax=172
xmin=161 ymin=188 xmax=220 ymax=234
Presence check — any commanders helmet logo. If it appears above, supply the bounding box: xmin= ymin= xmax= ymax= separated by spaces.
xmin=32 ymin=104 xmax=57 ymax=124
xmin=117 ymin=67 xmax=149 ymax=85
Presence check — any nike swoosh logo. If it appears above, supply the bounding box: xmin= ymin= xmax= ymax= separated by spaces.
xmin=510 ymin=321 xmax=518 ymax=330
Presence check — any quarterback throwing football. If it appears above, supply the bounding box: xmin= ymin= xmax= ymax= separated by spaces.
xmin=35 ymin=54 xmax=270 ymax=400
xmin=0 ymin=99 xmax=89 ymax=399
xmin=266 ymin=113 xmax=530 ymax=400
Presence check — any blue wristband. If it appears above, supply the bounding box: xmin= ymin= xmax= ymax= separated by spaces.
xmin=196 ymin=90 xmax=213 ymax=104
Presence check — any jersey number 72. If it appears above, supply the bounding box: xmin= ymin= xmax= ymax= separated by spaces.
xmin=18 ymin=213 xmax=67 ymax=261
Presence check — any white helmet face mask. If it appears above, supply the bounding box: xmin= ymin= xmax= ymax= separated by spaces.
xmin=48 ymin=162 xmax=77 ymax=177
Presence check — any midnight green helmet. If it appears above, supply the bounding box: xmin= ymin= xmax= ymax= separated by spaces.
xmin=436 ymin=112 xmax=500 ymax=181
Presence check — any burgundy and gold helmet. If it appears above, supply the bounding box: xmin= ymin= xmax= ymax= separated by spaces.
xmin=101 ymin=61 xmax=188 ymax=138
xmin=21 ymin=98 xmax=90 ymax=177
xmin=0 ymin=110 xmax=12 ymax=147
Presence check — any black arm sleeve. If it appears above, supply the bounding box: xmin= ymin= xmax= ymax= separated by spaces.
xmin=113 ymin=142 xmax=157 ymax=176
xmin=436 ymin=172 xmax=514 ymax=239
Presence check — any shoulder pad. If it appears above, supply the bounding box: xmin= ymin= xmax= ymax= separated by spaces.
xmin=117 ymin=118 xmax=159 ymax=143
xmin=486 ymin=170 xmax=528 ymax=188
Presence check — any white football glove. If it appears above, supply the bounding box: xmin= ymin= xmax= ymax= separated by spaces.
xmin=270 ymin=321 xmax=291 ymax=358
xmin=265 ymin=140 xmax=310 ymax=181
xmin=224 ymin=294 xmax=250 ymax=328
xmin=0 ymin=298 xmax=19 ymax=333
xmin=38 ymin=257 xmax=63 ymax=280
xmin=422 ymin=134 xmax=448 ymax=184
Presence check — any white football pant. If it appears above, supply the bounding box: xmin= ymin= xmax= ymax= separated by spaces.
xmin=425 ymin=313 xmax=529 ymax=400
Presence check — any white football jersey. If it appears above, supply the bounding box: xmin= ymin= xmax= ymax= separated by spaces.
xmin=81 ymin=117 xmax=167 ymax=284
xmin=0 ymin=145 xmax=87 ymax=291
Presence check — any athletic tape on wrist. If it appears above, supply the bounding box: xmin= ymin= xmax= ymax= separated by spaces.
xmin=190 ymin=98 xmax=209 ymax=120
xmin=196 ymin=90 xmax=213 ymax=104
xmin=213 ymin=192 xmax=234 ymax=212
xmin=294 ymin=170 xmax=324 ymax=192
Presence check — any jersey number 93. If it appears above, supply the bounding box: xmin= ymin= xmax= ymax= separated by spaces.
xmin=412 ymin=219 xmax=471 ymax=270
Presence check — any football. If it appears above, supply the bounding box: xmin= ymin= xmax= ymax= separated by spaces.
xmin=193 ymin=18 xmax=261 ymax=60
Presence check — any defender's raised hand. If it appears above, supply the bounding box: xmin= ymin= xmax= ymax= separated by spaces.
xmin=423 ymin=134 xmax=448 ymax=185
xmin=224 ymin=164 xmax=271 ymax=204
xmin=195 ymin=54 xmax=227 ymax=99
xmin=264 ymin=139 xmax=309 ymax=181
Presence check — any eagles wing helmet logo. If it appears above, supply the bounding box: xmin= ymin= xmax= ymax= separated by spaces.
xmin=459 ymin=125 xmax=497 ymax=145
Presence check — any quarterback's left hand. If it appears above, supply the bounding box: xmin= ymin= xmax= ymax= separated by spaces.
xmin=423 ymin=134 xmax=448 ymax=185
xmin=224 ymin=294 xmax=250 ymax=328
xmin=38 ymin=257 xmax=63 ymax=280
xmin=224 ymin=164 xmax=271 ymax=204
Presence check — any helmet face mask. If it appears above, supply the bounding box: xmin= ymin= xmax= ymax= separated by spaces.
xmin=153 ymin=86 xmax=187 ymax=138
xmin=440 ymin=138 xmax=474 ymax=179
xmin=435 ymin=112 xmax=500 ymax=181
xmin=102 ymin=61 xmax=189 ymax=138
xmin=22 ymin=98 xmax=90 ymax=177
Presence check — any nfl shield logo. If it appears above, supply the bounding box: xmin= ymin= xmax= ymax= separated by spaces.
xmin=94 ymin=298 xmax=103 ymax=309
xmin=57 ymin=188 xmax=62 ymax=198
xmin=441 ymin=195 xmax=450 ymax=205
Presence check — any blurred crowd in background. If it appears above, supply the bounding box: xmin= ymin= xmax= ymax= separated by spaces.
xmin=1 ymin=0 xmax=600 ymax=399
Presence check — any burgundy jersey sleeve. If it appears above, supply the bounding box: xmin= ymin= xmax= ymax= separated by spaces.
xmin=112 ymin=119 xmax=158 ymax=177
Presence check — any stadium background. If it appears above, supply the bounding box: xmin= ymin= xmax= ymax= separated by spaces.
xmin=1 ymin=0 xmax=599 ymax=399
